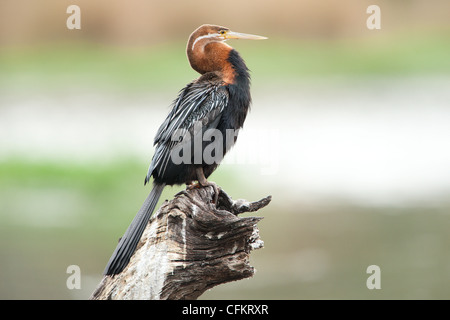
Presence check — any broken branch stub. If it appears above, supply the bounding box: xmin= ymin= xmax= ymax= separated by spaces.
xmin=90 ymin=186 xmax=271 ymax=300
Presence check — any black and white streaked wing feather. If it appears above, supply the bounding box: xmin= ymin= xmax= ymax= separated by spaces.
xmin=145 ymin=81 xmax=229 ymax=183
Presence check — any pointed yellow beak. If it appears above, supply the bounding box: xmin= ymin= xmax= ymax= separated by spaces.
xmin=224 ymin=31 xmax=268 ymax=40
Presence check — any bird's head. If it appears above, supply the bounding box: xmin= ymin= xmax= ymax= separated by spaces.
xmin=188 ymin=24 xmax=267 ymax=52
xmin=186 ymin=24 xmax=267 ymax=79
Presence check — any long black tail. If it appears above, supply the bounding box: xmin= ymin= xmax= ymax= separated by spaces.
xmin=103 ymin=182 xmax=166 ymax=275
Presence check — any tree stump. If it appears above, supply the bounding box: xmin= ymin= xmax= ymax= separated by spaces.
xmin=90 ymin=186 xmax=271 ymax=300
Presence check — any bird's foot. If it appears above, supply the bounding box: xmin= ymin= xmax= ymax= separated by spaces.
xmin=194 ymin=167 xmax=220 ymax=205
xmin=186 ymin=181 xmax=201 ymax=190
xmin=186 ymin=181 xmax=219 ymax=204
xmin=199 ymin=180 xmax=220 ymax=205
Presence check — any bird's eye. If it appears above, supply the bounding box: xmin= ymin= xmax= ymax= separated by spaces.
xmin=218 ymin=30 xmax=226 ymax=35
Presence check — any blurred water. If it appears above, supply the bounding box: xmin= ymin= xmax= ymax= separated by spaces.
xmin=246 ymin=76 xmax=450 ymax=206
xmin=1 ymin=76 xmax=449 ymax=207
xmin=1 ymin=76 xmax=450 ymax=300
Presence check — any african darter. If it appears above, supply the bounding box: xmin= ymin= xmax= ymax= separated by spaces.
xmin=104 ymin=24 xmax=267 ymax=275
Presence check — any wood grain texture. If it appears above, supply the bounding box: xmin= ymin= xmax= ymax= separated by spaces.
xmin=90 ymin=186 xmax=271 ymax=300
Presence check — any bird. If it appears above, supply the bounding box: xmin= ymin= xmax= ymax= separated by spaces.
xmin=103 ymin=24 xmax=267 ymax=276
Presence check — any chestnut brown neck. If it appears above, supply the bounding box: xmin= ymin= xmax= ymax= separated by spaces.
xmin=187 ymin=40 xmax=236 ymax=84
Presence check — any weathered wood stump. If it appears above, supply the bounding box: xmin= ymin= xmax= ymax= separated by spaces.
xmin=90 ymin=186 xmax=271 ymax=300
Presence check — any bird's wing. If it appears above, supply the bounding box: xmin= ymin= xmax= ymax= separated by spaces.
xmin=145 ymin=81 xmax=229 ymax=183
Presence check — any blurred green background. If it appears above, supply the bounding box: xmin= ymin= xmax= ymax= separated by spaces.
xmin=1 ymin=0 xmax=450 ymax=299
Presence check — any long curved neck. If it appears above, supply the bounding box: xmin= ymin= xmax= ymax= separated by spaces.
xmin=187 ymin=41 xmax=237 ymax=84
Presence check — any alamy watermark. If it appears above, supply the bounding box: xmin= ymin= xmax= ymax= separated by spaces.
xmin=66 ymin=264 xmax=81 ymax=290
xmin=63 ymin=3 xmax=381 ymax=175
xmin=66 ymin=5 xmax=81 ymax=30
xmin=367 ymin=5 xmax=381 ymax=30
xmin=366 ymin=265 xmax=381 ymax=290
xmin=67 ymin=5 xmax=381 ymax=31
xmin=169 ymin=121 xmax=279 ymax=175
